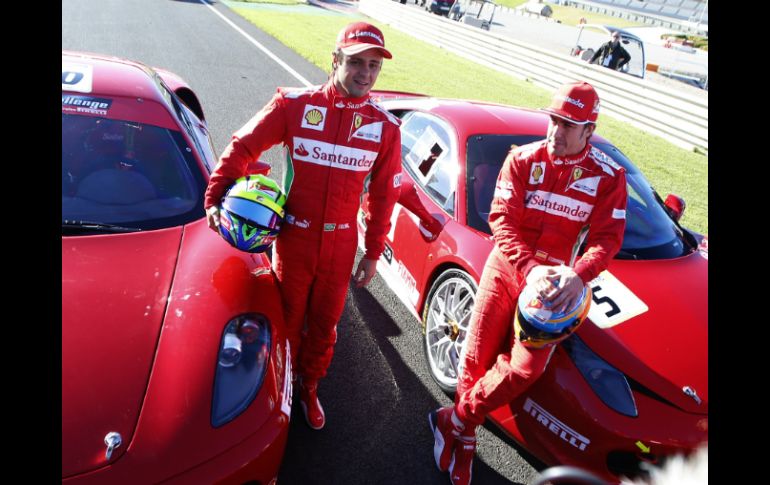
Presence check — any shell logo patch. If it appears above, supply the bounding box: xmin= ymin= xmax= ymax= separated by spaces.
xmin=305 ymin=109 xmax=323 ymax=126
xmin=529 ymin=162 xmax=546 ymax=185
xmin=301 ymin=105 xmax=327 ymax=131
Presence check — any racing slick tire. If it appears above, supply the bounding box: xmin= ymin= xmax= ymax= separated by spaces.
xmin=421 ymin=268 xmax=477 ymax=394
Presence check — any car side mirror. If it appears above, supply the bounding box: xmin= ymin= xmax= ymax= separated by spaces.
xmin=246 ymin=160 xmax=271 ymax=177
xmin=663 ymin=194 xmax=686 ymax=221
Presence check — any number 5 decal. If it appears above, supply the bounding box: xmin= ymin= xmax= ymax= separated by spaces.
xmin=587 ymin=271 xmax=648 ymax=329
xmin=591 ymin=285 xmax=620 ymax=318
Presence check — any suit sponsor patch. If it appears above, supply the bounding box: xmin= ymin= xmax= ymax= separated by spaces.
xmin=567 ymin=174 xmax=600 ymax=197
xmin=524 ymin=190 xmax=593 ymax=222
xmin=301 ymin=104 xmax=327 ymax=131
xmin=529 ymin=162 xmax=546 ymax=185
xmin=292 ymin=137 xmax=378 ymax=172
xmin=349 ymin=112 xmax=382 ymax=143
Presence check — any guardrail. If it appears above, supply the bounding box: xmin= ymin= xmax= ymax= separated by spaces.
xmin=360 ymin=0 xmax=708 ymax=154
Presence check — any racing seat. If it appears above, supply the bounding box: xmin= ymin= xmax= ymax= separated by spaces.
xmin=472 ymin=163 xmax=497 ymax=218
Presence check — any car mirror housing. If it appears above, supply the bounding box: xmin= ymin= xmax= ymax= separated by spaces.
xmin=663 ymin=194 xmax=686 ymax=222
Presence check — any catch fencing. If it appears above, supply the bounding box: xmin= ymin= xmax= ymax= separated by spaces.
xmin=359 ymin=0 xmax=708 ymax=154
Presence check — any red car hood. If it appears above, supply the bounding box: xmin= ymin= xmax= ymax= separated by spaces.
xmin=579 ymin=251 xmax=708 ymax=414
xmin=62 ymin=228 xmax=182 ymax=477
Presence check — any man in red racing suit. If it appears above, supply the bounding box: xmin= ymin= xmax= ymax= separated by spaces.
xmin=204 ymin=22 xmax=401 ymax=430
xmin=429 ymin=82 xmax=628 ymax=485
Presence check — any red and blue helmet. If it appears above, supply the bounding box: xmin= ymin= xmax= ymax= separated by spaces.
xmin=217 ymin=174 xmax=287 ymax=253
xmin=513 ymin=281 xmax=592 ymax=349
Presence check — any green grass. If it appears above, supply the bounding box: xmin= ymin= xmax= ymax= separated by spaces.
xmin=231 ymin=7 xmax=707 ymax=234
xmin=495 ymin=0 xmax=529 ymax=9
xmin=548 ymin=4 xmax=644 ymax=28
xmin=661 ymin=33 xmax=708 ymax=51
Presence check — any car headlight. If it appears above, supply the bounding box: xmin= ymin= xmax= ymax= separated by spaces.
xmin=562 ymin=334 xmax=637 ymax=417
xmin=212 ymin=313 xmax=272 ymax=427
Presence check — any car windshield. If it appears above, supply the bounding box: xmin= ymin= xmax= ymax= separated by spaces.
xmin=465 ymin=134 xmax=697 ymax=260
xmin=62 ymin=113 xmax=206 ymax=231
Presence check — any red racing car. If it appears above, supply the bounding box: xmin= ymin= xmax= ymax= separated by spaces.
xmin=357 ymin=92 xmax=708 ymax=483
xmin=62 ymin=51 xmax=292 ymax=484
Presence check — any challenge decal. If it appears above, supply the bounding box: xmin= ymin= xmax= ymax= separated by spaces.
xmin=62 ymin=62 xmax=93 ymax=93
xmin=524 ymin=190 xmax=594 ymax=222
xmin=529 ymin=162 xmax=546 ymax=185
xmin=524 ymin=398 xmax=590 ymax=452
xmin=62 ymin=95 xmax=113 ymax=116
xmin=301 ymin=104 xmax=327 ymax=131
xmin=349 ymin=112 xmax=383 ymax=143
xmin=397 ymin=260 xmax=419 ymax=306
xmin=292 ymin=137 xmax=378 ymax=172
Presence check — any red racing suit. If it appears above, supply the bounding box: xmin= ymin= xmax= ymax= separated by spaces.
xmin=454 ymin=139 xmax=627 ymax=426
xmin=204 ymin=81 xmax=402 ymax=381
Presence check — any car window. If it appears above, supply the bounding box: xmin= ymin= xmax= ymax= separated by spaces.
xmin=464 ymin=135 xmax=695 ymax=260
xmin=465 ymin=134 xmax=541 ymax=233
xmin=400 ymin=112 xmax=457 ymax=215
xmin=62 ymin=112 xmax=206 ymax=231
xmin=174 ymin=93 xmax=218 ymax=173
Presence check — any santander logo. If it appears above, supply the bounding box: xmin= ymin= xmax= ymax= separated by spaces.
xmin=295 ymin=144 xmax=309 ymax=157
xmin=292 ymin=137 xmax=378 ymax=172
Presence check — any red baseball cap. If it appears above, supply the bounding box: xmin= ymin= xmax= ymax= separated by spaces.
xmin=336 ymin=22 xmax=392 ymax=59
xmin=541 ymin=81 xmax=600 ymax=124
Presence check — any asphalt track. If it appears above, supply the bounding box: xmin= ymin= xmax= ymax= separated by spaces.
xmin=62 ymin=0 xmax=543 ymax=483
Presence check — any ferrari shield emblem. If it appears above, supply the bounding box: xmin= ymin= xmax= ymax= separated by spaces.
xmin=572 ymin=167 xmax=583 ymax=181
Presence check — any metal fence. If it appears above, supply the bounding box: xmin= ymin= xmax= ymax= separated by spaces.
xmin=360 ymin=0 xmax=708 ymax=154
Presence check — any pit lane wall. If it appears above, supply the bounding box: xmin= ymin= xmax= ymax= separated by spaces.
xmin=360 ymin=0 xmax=708 ymax=154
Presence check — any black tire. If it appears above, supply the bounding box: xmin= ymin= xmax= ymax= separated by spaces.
xmin=421 ymin=268 xmax=478 ymax=394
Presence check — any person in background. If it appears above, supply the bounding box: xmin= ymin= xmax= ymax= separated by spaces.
xmin=589 ymin=31 xmax=631 ymax=71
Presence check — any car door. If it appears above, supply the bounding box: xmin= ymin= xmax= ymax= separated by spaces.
xmin=384 ymin=111 xmax=458 ymax=310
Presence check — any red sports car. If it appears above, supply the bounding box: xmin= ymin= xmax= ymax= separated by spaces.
xmin=62 ymin=51 xmax=292 ymax=484
xmin=357 ymin=92 xmax=708 ymax=483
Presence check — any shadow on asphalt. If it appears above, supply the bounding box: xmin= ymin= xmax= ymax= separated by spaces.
xmin=277 ymin=255 xmax=528 ymax=484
